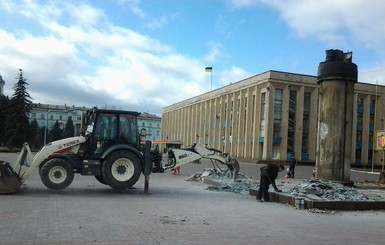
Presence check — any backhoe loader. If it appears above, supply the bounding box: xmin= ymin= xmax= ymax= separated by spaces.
xmin=0 ymin=108 xmax=239 ymax=194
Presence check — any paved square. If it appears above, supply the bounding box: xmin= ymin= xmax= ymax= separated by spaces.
xmin=1 ymin=153 xmax=384 ymax=245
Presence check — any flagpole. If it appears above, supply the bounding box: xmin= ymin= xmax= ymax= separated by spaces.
xmin=211 ymin=72 xmax=213 ymax=91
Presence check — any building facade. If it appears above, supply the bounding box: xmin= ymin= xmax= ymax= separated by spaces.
xmin=138 ymin=112 xmax=162 ymax=141
xmin=162 ymin=70 xmax=385 ymax=167
xmin=29 ymin=103 xmax=86 ymax=137
xmin=29 ymin=105 xmax=162 ymax=142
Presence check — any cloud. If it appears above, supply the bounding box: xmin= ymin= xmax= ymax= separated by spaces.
xmin=67 ymin=3 xmax=107 ymax=27
xmin=146 ymin=14 xmax=178 ymax=29
xmin=360 ymin=64 xmax=385 ymax=85
xmin=229 ymin=0 xmax=385 ymax=48
xmin=228 ymin=0 xmax=260 ymax=8
xmin=217 ymin=66 xmax=251 ymax=87
xmin=228 ymin=0 xmax=385 ymax=84
xmin=112 ymin=0 xmax=147 ymax=19
xmin=0 ymin=1 xmax=210 ymax=115
xmin=267 ymin=0 xmax=385 ymax=84
xmin=272 ymin=0 xmax=385 ymax=47
xmin=202 ymin=42 xmax=226 ymax=64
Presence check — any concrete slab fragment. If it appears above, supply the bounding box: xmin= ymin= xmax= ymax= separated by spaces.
xmin=249 ymin=188 xmax=385 ymax=210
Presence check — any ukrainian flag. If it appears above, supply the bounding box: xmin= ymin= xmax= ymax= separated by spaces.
xmin=205 ymin=67 xmax=213 ymax=72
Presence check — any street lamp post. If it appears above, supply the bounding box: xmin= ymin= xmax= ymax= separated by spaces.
xmin=44 ymin=109 xmax=52 ymax=145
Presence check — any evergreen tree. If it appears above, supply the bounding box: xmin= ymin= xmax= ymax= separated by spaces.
xmin=29 ymin=119 xmax=43 ymax=149
xmin=40 ymin=126 xmax=46 ymax=145
xmin=51 ymin=120 xmax=63 ymax=141
xmin=0 ymin=94 xmax=11 ymax=146
xmin=4 ymin=69 xmax=33 ymax=148
xmin=63 ymin=117 xmax=75 ymax=138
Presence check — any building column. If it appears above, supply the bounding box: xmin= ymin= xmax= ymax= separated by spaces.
xmin=362 ymin=95 xmax=371 ymax=166
xmin=308 ymin=88 xmax=319 ymax=161
xmin=263 ymin=85 xmax=274 ymax=159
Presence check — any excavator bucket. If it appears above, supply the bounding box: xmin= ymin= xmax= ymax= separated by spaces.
xmin=0 ymin=161 xmax=22 ymax=194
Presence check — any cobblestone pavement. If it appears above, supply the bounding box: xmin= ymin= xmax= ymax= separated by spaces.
xmin=1 ymin=153 xmax=385 ymax=245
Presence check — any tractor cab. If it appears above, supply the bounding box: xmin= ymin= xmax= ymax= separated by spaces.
xmin=82 ymin=109 xmax=141 ymax=157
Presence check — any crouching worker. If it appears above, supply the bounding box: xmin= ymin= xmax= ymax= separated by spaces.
xmin=256 ymin=163 xmax=285 ymax=202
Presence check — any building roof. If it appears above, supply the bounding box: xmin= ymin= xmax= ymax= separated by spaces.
xmin=32 ymin=103 xmax=88 ymax=111
xmin=138 ymin=112 xmax=161 ymax=120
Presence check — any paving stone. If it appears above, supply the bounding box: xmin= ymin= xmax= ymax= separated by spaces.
xmin=1 ymin=153 xmax=385 ymax=244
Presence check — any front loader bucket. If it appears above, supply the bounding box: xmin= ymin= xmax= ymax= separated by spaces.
xmin=0 ymin=161 xmax=22 ymax=194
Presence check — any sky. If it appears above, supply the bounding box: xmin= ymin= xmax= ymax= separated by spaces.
xmin=1 ymin=0 xmax=385 ymax=116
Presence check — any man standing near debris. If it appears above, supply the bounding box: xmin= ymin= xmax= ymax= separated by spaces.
xmin=256 ymin=163 xmax=284 ymax=202
xmin=289 ymin=156 xmax=297 ymax=178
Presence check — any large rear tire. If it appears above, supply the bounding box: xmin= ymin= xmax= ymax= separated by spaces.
xmin=40 ymin=158 xmax=74 ymax=190
xmin=95 ymin=175 xmax=107 ymax=185
xmin=102 ymin=151 xmax=141 ymax=190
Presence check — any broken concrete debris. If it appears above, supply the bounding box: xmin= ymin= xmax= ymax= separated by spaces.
xmin=187 ymin=168 xmax=384 ymax=201
xmin=186 ymin=168 xmax=258 ymax=194
xmin=286 ymin=179 xmax=383 ymax=201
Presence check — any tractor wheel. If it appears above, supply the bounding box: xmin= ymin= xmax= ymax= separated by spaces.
xmin=102 ymin=151 xmax=141 ymax=190
xmin=40 ymin=158 xmax=74 ymax=190
xmin=95 ymin=175 xmax=107 ymax=185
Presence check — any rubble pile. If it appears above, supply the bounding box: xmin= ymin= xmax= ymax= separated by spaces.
xmin=286 ymin=179 xmax=383 ymax=201
xmin=186 ymin=168 xmax=230 ymax=181
xmin=205 ymin=179 xmax=258 ymax=194
xmin=186 ymin=168 xmax=258 ymax=194
xmin=187 ymin=168 xmax=384 ymax=201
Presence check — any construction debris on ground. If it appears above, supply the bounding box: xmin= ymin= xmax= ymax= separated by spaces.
xmin=186 ymin=168 xmax=385 ymax=201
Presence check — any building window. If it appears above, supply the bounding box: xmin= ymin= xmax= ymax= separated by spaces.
xmin=287 ymin=90 xmax=297 ymax=155
xmin=230 ymin=101 xmax=234 ymax=128
xmin=358 ymin=97 xmax=364 ymax=106
xmin=252 ymin=95 xmax=255 ymax=127
xmin=273 ymin=89 xmax=283 ymax=137
xmin=370 ymin=99 xmax=375 ymax=115
xmin=357 ymin=97 xmax=364 ymax=114
xmin=259 ymin=93 xmax=266 ymax=135
xmin=302 ymin=92 xmax=311 ymax=154
xmin=368 ymin=149 xmax=373 ymax=163
xmin=356 ymin=149 xmax=361 ymax=159
xmin=273 ymin=143 xmax=280 ymax=159
xmin=356 ymin=131 xmax=362 ymax=143
xmin=357 ymin=115 xmax=363 ymax=131
xmin=370 ymin=116 xmax=374 ymax=129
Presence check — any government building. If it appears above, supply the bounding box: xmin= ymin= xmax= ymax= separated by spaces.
xmin=161 ymin=70 xmax=385 ymax=168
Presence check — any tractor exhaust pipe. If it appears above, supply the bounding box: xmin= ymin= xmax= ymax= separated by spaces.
xmin=0 ymin=161 xmax=22 ymax=194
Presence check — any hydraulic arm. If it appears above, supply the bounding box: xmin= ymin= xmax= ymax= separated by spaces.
xmin=164 ymin=144 xmax=239 ymax=179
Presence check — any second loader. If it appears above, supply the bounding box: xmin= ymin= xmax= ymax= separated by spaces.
xmin=0 ymin=108 xmax=239 ymax=194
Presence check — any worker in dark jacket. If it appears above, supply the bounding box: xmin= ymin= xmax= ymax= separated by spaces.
xmin=288 ymin=156 xmax=297 ymax=178
xmin=256 ymin=163 xmax=284 ymax=202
